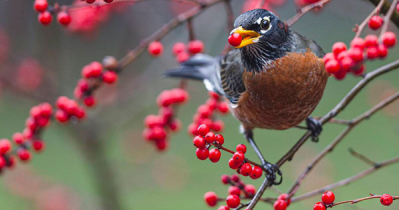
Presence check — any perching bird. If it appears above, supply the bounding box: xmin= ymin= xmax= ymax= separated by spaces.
xmin=165 ymin=9 xmax=329 ymax=184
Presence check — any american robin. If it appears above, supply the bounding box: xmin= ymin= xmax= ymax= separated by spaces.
xmin=165 ymin=9 xmax=329 ymax=185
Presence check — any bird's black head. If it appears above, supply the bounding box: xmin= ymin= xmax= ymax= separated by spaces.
xmin=232 ymin=9 xmax=292 ymax=72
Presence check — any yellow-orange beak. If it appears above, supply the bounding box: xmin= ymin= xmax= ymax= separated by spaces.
xmin=230 ymin=26 xmax=261 ymax=48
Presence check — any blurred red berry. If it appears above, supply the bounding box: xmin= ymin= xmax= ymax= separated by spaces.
xmin=0 ymin=139 xmax=12 ymax=154
xmin=103 ymin=71 xmax=118 ymax=84
xmin=218 ymin=102 xmax=229 ymax=114
xmin=155 ymin=139 xmax=168 ymax=151
xmin=273 ymin=199 xmax=287 ymax=210
xmin=250 ymin=165 xmax=263 ymax=179
xmin=204 ymin=192 xmax=218 ymax=207
xmin=378 ymin=44 xmax=388 ymax=58
xmin=231 ymin=174 xmax=240 ymax=182
xmin=90 ymin=61 xmax=103 ymax=77
xmin=196 ymin=148 xmax=209 ymax=160
xmin=104 ymin=0 xmax=114 ymax=3
xmin=228 ymin=33 xmax=242 ymax=47
xmin=33 ymin=141 xmax=45 ymax=152
xmin=334 ymin=69 xmax=346 ymax=80
xmin=34 ymin=0 xmax=48 ymax=12
xmin=352 ymin=65 xmax=365 ymax=76
xmin=0 ymin=156 xmax=5 ymax=169
xmin=40 ymin=102 xmax=53 ymax=117
xmin=240 ymin=163 xmax=252 ymax=176
xmin=313 ymin=202 xmax=326 ymax=210
xmin=364 ymin=35 xmax=378 ymax=47
xmin=148 ymin=41 xmax=164 ymax=57
xmin=176 ymin=51 xmax=190 ymax=63
xmin=226 ymin=194 xmax=240 ymax=208
xmin=56 ymin=110 xmax=69 ymax=123
xmin=321 ymin=191 xmax=335 ymax=204
xmin=228 ymin=186 xmax=241 ymax=196
xmin=340 ymin=57 xmax=354 ymax=72
xmin=368 ymin=16 xmax=383 ymax=30
xmin=380 ymin=194 xmax=393 ymax=206
xmin=221 ymin=174 xmax=230 ymax=184
xmin=188 ymin=40 xmax=204 ymax=54
xmin=367 ymin=46 xmax=379 ymax=60
xmin=86 ymin=0 xmax=96 ymax=3
xmin=244 ymin=184 xmax=256 ymax=197
xmin=57 ymin=11 xmax=71 ymax=26
xmin=209 ymin=148 xmax=221 ymax=163
xmin=332 ymin=42 xmax=346 ymax=56
xmin=38 ymin=11 xmax=52 ymax=25
xmin=197 ymin=124 xmax=210 ymax=136
xmin=18 ymin=149 xmax=31 ymax=161
xmin=218 ymin=206 xmax=230 ymax=210
xmin=198 ymin=105 xmax=212 ymax=118
xmin=278 ymin=194 xmax=291 ymax=206
xmin=325 ymin=59 xmax=340 ymax=74
xmin=169 ymin=119 xmax=181 ymax=131
xmin=172 ymin=42 xmax=186 ymax=55
xmin=348 ymin=48 xmax=364 ymax=62
xmin=350 ymin=37 xmax=365 ymax=50
xmin=12 ymin=133 xmax=25 ymax=145
xmin=236 ymin=144 xmax=247 ymax=154
xmin=382 ymin=32 xmax=396 ymax=48
xmin=323 ymin=52 xmax=335 ymax=64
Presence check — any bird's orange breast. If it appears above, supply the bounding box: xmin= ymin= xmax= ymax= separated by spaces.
xmin=231 ymin=51 xmax=329 ymax=130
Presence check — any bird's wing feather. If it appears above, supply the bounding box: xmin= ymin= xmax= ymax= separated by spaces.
xmin=291 ymin=31 xmax=325 ymax=58
xmin=220 ymin=49 xmax=246 ymax=104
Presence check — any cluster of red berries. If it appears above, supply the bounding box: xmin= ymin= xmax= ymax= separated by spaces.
xmin=273 ymin=194 xmax=292 ymax=210
xmin=34 ymin=0 xmax=72 ymax=26
xmin=55 ymin=96 xmax=86 ymax=123
xmin=142 ymin=88 xmax=189 ymax=151
xmin=204 ymin=174 xmax=257 ymax=209
xmin=313 ymin=191 xmax=335 ymax=210
xmin=76 ymin=58 xmax=119 ymax=107
xmin=193 ymin=124 xmax=225 ymax=162
xmin=188 ymin=92 xmax=229 ymax=136
xmin=148 ymin=40 xmax=205 ymax=63
xmin=85 ymin=0 xmax=114 ymax=3
xmin=324 ymin=32 xmax=396 ymax=80
xmin=228 ymin=144 xmax=263 ymax=179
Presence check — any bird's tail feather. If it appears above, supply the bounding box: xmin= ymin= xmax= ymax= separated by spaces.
xmin=163 ymin=66 xmax=205 ymax=81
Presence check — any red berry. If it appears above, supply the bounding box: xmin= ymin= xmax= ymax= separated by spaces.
xmin=209 ymin=148 xmax=221 ymax=163
xmin=33 ymin=141 xmax=45 ymax=151
xmin=176 ymin=51 xmax=190 ymax=63
xmin=209 ymin=91 xmax=220 ymax=100
xmin=0 ymin=139 xmax=12 ymax=154
xmin=90 ymin=61 xmax=103 ymax=77
xmin=340 ymin=57 xmax=354 ymax=72
xmin=244 ymin=184 xmax=256 ymax=197
xmin=34 ymin=0 xmax=48 ymax=12
xmin=334 ymin=69 xmax=347 ymax=80
xmin=196 ymin=148 xmax=209 ymax=160
xmin=367 ymin=46 xmax=379 ymax=60
xmin=218 ymin=206 xmax=230 ymax=210
xmin=57 ymin=11 xmax=71 ymax=26
xmin=228 ymin=33 xmax=242 ymax=47
xmin=12 ymin=133 xmax=25 ymax=145
xmin=378 ymin=44 xmax=388 ymax=58
xmin=18 ymin=149 xmax=31 ymax=161
xmin=150 ymin=127 xmax=166 ymax=140
xmin=278 ymin=194 xmax=291 ymax=206
xmin=55 ymin=110 xmax=69 ymax=122
xmin=365 ymin=35 xmax=378 ymax=48
xmin=188 ymin=40 xmax=205 ymax=54
xmin=148 ymin=41 xmax=164 ymax=57
xmin=350 ymin=37 xmax=365 ymax=50
xmin=323 ymin=52 xmax=335 ymax=64
xmin=215 ymin=134 xmax=225 ymax=145
xmin=38 ymin=11 xmax=52 ymax=25
xmin=368 ymin=16 xmax=383 ymax=30
xmin=211 ymin=121 xmax=224 ymax=132
xmin=204 ymin=192 xmax=218 ymax=207
xmin=103 ymin=71 xmax=118 ymax=84
xmin=240 ymin=163 xmax=252 ymax=176
xmin=155 ymin=139 xmax=168 ymax=151
xmin=380 ymin=194 xmax=393 ymax=206
xmin=321 ymin=191 xmax=335 ymax=204
xmin=228 ymin=158 xmax=241 ymax=169
xmin=273 ymin=199 xmax=287 ymax=210
xmin=197 ymin=105 xmax=212 ymax=118
xmin=188 ymin=123 xmax=198 ymax=136
xmin=233 ymin=152 xmax=245 ymax=164
xmin=204 ymin=132 xmax=215 ymax=143
xmin=236 ymin=144 xmax=247 ymax=154
xmin=0 ymin=156 xmax=5 ymax=169
xmin=104 ymin=0 xmax=114 ymax=3
xmin=84 ymin=96 xmax=96 ymax=107
xmin=221 ymin=175 xmax=230 ymax=184
xmin=217 ymin=102 xmax=229 ymax=114
xmin=382 ymin=32 xmax=396 ymax=48
xmin=75 ymin=108 xmax=86 ymax=119
xmin=226 ymin=194 xmax=240 ymax=208
xmin=197 ymin=124 xmax=210 ymax=136
xmin=231 ymin=174 xmax=240 ymax=182
xmin=352 ymin=65 xmax=365 ymax=76
xmin=325 ymin=59 xmax=340 ymax=74
xmin=332 ymin=42 xmax=347 ymax=56
xmin=30 ymin=106 xmax=42 ymax=119
xmin=250 ymin=165 xmax=263 ymax=179
xmin=26 ymin=117 xmax=38 ymax=131
xmin=169 ymin=119 xmax=181 ymax=132
xmin=228 ymin=186 xmax=241 ymax=196
xmin=145 ymin=115 xmax=164 ymax=128
xmin=40 ymin=102 xmax=53 ymax=117
xmin=313 ymin=202 xmax=326 ymax=210
xmin=86 ymin=0 xmax=96 ymax=3
xmin=348 ymin=48 xmax=364 ymax=63
xmin=193 ymin=136 xmax=206 ymax=148
xmin=172 ymin=42 xmax=186 ymax=55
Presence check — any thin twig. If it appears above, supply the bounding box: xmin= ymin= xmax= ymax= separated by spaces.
xmin=286 ymin=0 xmax=332 ymax=26
xmin=329 ymin=194 xmax=399 ymax=207
xmin=348 ymin=148 xmax=377 ymax=166
xmin=366 ymin=0 xmax=399 ymax=28
xmin=291 ymin=157 xmax=399 ymax=202
xmin=354 ymin=0 xmax=385 ymax=38
xmin=378 ymin=0 xmax=399 ymax=40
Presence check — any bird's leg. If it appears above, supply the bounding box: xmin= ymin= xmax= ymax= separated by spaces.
xmin=306 ymin=116 xmax=323 ymax=142
xmin=243 ymin=129 xmax=282 ymax=185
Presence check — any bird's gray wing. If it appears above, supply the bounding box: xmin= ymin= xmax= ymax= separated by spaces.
xmin=291 ymin=31 xmax=325 ymax=58
xmin=219 ymin=49 xmax=246 ymax=104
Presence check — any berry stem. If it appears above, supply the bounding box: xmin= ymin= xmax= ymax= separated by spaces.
xmin=326 ymin=194 xmax=399 ymax=208
xmin=378 ymin=0 xmax=399 ymax=41
xmin=286 ymin=0 xmax=332 ymax=26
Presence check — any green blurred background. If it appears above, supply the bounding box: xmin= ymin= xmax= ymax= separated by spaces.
xmin=0 ymin=0 xmax=398 ymax=210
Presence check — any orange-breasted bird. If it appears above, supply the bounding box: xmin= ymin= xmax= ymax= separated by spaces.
xmin=165 ymin=9 xmax=329 ymax=184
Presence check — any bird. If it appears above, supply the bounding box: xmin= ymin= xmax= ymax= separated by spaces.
xmin=164 ymin=9 xmax=329 ymax=185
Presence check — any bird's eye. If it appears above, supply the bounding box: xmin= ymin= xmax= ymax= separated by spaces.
xmin=260 ymin=20 xmax=270 ymax=31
